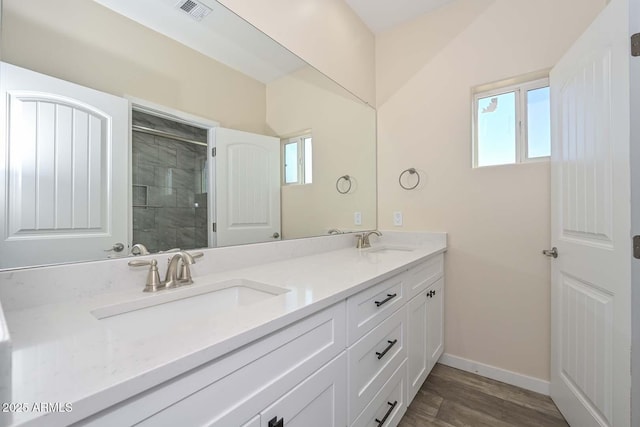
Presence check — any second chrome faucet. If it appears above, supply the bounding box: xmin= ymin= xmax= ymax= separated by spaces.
xmin=128 ymin=251 xmax=203 ymax=292
xmin=355 ymin=230 xmax=382 ymax=249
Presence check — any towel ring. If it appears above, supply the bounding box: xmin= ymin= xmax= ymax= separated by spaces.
xmin=399 ymin=168 xmax=420 ymax=190
xmin=336 ymin=175 xmax=352 ymax=194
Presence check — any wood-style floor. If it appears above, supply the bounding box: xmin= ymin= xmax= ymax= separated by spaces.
xmin=398 ymin=364 xmax=568 ymax=427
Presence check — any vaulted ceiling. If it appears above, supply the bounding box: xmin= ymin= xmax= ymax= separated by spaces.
xmin=344 ymin=0 xmax=456 ymax=33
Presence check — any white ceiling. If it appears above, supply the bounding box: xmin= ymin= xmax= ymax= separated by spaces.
xmin=344 ymin=0 xmax=456 ymax=33
xmin=93 ymin=0 xmax=305 ymax=83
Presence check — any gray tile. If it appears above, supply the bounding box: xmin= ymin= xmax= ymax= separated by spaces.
xmin=156 ymin=208 xmax=196 ymax=229
xmin=176 ymin=144 xmax=197 ymax=171
xmin=177 ymin=189 xmax=195 ymax=208
xmin=195 ymin=231 xmax=208 ymax=249
xmin=133 ymin=163 xmax=155 ymax=186
xmin=157 ymin=228 xmax=177 ymax=251
xmin=132 ymin=186 xmax=148 ymax=207
xmin=154 ymin=167 xmax=195 ymax=190
xmin=195 ymin=208 xmax=208 ymax=228
xmin=176 ymin=227 xmax=196 ymax=250
xmin=133 ymin=207 xmax=155 ymax=230
xmin=195 ymin=193 xmax=208 ymax=206
xmin=155 ymin=136 xmax=178 ymax=167
xmin=148 ymin=186 xmax=177 ymax=208
xmin=132 ymin=230 xmax=158 ymax=253
xmin=132 ymin=132 xmax=158 ymax=167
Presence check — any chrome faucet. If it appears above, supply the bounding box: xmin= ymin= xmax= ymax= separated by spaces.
xmin=360 ymin=230 xmax=382 ymax=248
xmin=164 ymin=252 xmax=196 ymax=289
xmin=128 ymin=251 xmax=203 ymax=292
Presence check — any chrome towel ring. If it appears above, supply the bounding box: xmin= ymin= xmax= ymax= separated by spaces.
xmin=399 ymin=168 xmax=420 ymax=190
xmin=336 ymin=175 xmax=352 ymax=194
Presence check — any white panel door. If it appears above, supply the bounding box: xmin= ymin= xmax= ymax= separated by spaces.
xmin=214 ymin=127 xmax=280 ymax=247
xmin=0 ymin=62 xmax=129 ymax=268
xmin=549 ymin=0 xmax=631 ymax=426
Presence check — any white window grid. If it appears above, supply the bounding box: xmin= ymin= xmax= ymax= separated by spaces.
xmin=472 ymin=77 xmax=550 ymax=168
xmin=282 ymin=133 xmax=312 ymax=185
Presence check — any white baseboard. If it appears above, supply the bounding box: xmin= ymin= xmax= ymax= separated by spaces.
xmin=438 ymin=353 xmax=550 ymax=395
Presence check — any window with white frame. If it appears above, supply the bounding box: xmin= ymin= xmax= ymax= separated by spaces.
xmin=283 ymin=134 xmax=312 ymax=185
xmin=472 ymin=77 xmax=550 ymax=168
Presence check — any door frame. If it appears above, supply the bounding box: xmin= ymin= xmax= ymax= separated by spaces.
xmin=126 ymin=97 xmax=219 ymax=248
xmin=630 ymin=0 xmax=640 ymax=425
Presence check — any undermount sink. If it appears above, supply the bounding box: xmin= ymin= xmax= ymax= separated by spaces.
xmin=365 ymin=245 xmax=416 ymax=254
xmin=91 ymin=279 xmax=290 ymax=324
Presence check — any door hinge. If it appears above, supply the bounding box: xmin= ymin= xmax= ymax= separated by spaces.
xmin=632 ymin=33 xmax=640 ymax=57
xmin=634 ymin=236 xmax=640 ymax=259
xmin=211 ymin=147 xmax=216 ymax=157
xmin=212 ymin=222 xmax=217 ymax=232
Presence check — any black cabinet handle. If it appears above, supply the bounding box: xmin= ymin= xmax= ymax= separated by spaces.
xmin=375 ymin=400 xmax=398 ymax=426
xmin=268 ymin=416 xmax=284 ymax=427
xmin=375 ymin=293 xmax=397 ymax=307
xmin=375 ymin=339 xmax=398 ymax=360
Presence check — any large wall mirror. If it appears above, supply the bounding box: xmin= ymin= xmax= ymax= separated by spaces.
xmin=0 ymin=0 xmax=377 ymax=269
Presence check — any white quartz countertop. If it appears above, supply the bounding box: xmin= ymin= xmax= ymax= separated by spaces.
xmin=3 ymin=236 xmax=446 ymax=426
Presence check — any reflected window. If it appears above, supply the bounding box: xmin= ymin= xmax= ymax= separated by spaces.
xmin=473 ymin=77 xmax=550 ymax=168
xmin=283 ymin=133 xmax=312 ymax=185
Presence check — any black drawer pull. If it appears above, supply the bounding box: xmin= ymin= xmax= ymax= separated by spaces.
xmin=375 ymin=400 xmax=398 ymax=426
xmin=268 ymin=416 xmax=284 ymax=427
xmin=375 ymin=293 xmax=397 ymax=307
xmin=375 ymin=339 xmax=398 ymax=360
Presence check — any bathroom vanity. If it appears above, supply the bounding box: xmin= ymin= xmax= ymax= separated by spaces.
xmin=0 ymin=232 xmax=445 ymax=427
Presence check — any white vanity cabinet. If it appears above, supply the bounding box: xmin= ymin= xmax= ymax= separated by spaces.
xmin=71 ymin=252 xmax=445 ymax=427
xmin=77 ymin=302 xmax=346 ymax=427
xmin=407 ymin=277 xmax=444 ymax=402
xmin=348 ymin=253 xmax=445 ymax=427
xmin=406 ymin=255 xmax=444 ymax=402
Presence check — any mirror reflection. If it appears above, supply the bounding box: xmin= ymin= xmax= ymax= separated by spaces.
xmin=0 ymin=0 xmax=377 ymax=269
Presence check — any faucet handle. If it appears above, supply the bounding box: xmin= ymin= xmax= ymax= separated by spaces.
xmin=128 ymin=259 xmax=163 ymax=292
xmin=355 ymin=233 xmax=365 ymax=249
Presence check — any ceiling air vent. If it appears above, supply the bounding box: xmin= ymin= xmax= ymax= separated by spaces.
xmin=176 ymin=0 xmax=212 ymax=21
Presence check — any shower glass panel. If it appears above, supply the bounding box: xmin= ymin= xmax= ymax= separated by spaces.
xmin=131 ymin=111 xmax=208 ymax=252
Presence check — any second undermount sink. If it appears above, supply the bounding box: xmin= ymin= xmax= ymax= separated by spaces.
xmin=91 ymin=279 xmax=290 ymax=325
xmin=366 ymin=245 xmax=416 ymax=254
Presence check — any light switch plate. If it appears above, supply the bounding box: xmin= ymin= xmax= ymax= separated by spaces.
xmin=354 ymin=211 xmax=362 ymax=225
xmin=393 ymin=211 xmax=403 ymax=226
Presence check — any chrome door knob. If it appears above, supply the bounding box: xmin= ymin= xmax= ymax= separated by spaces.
xmin=542 ymin=247 xmax=558 ymax=258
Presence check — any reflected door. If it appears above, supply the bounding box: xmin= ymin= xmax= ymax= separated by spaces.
xmin=214 ymin=128 xmax=280 ymax=246
xmin=0 ymin=62 xmax=129 ymax=268
xmin=549 ymin=0 xmax=631 ymax=425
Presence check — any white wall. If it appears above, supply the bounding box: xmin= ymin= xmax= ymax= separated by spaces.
xmin=217 ymin=0 xmax=376 ymax=106
xmin=1 ymin=0 xmax=267 ymax=133
xmin=266 ymin=67 xmax=377 ymax=238
xmin=376 ymin=0 xmax=605 ymax=381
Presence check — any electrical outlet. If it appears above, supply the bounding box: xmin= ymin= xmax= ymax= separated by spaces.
xmin=354 ymin=211 xmax=362 ymax=225
xmin=393 ymin=211 xmax=403 ymax=226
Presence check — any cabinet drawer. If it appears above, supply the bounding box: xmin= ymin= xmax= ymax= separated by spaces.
xmin=405 ymin=254 xmax=443 ymax=300
xmin=352 ymin=360 xmax=407 ymax=427
xmin=347 ymin=272 xmax=405 ymax=345
xmin=260 ymin=353 xmax=347 ymax=427
xmin=83 ymin=303 xmax=345 ymax=427
xmin=348 ymin=306 xmax=406 ymax=422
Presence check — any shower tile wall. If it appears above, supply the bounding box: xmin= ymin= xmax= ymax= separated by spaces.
xmin=132 ymin=111 xmax=208 ymax=252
